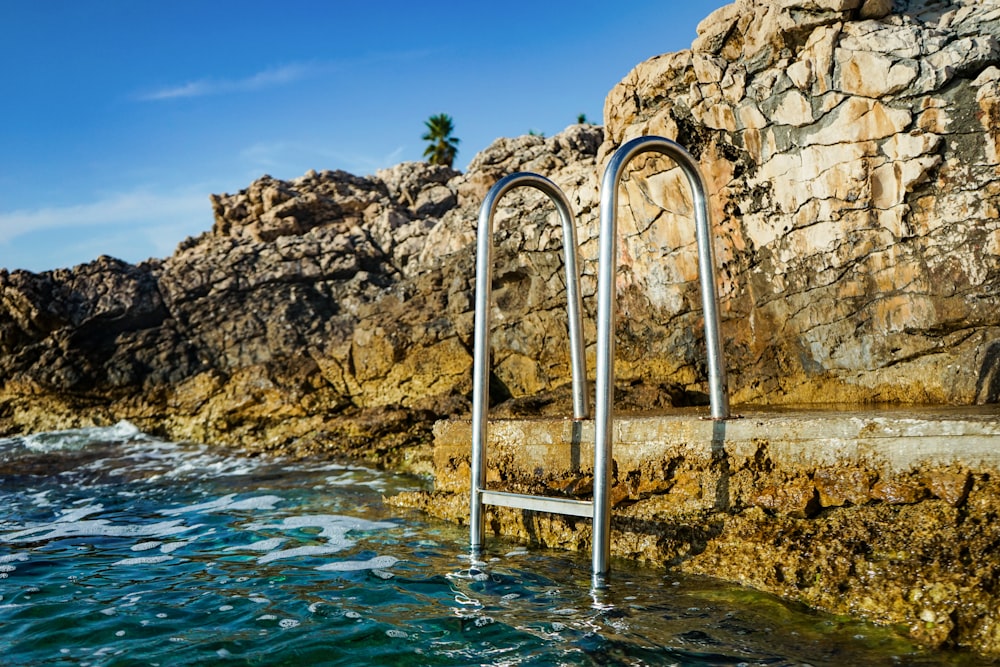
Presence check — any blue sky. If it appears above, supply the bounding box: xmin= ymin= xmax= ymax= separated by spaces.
xmin=1 ymin=1 xmax=729 ymax=273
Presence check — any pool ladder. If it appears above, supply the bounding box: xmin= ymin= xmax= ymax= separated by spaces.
xmin=470 ymin=136 xmax=730 ymax=589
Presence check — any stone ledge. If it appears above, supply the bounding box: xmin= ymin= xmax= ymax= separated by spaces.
xmin=391 ymin=407 xmax=1000 ymax=656
xmin=432 ymin=407 xmax=1000 ymax=495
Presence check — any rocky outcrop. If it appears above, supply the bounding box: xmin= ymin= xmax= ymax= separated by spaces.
xmin=3 ymin=0 xmax=1000 ymax=456
xmin=3 ymin=0 xmax=999 ymax=448
xmin=2 ymin=0 xmax=1000 ymax=655
xmin=0 ymin=128 xmax=605 ymax=468
xmin=600 ymin=0 xmax=1000 ymax=405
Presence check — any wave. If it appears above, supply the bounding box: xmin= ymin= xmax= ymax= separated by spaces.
xmin=0 ymin=419 xmax=145 ymax=454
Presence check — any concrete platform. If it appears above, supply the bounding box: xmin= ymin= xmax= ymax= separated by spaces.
xmin=433 ymin=406 xmax=1000 ymax=498
xmin=398 ymin=406 xmax=1000 ymax=655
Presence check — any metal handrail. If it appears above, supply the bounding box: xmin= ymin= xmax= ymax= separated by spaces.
xmin=592 ymin=136 xmax=730 ymax=584
xmin=470 ymin=172 xmax=590 ymax=554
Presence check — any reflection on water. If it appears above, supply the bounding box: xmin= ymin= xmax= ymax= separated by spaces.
xmin=0 ymin=422 xmax=980 ymax=666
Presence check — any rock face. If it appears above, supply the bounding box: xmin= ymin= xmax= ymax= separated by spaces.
xmin=3 ymin=0 xmax=1000 ymax=455
xmin=0 ymin=128 xmax=605 ymax=467
xmin=2 ymin=0 xmax=999 ymax=449
xmin=602 ymin=0 xmax=1000 ymax=406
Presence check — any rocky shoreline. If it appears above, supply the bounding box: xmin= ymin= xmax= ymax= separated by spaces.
xmin=3 ymin=0 xmax=1000 ymax=658
xmin=0 ymin=125 xmax=606 ymax=469
xmin=397 ymin=411 xmax=1000 ymax=656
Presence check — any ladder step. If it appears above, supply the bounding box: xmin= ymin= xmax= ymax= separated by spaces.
xmin=480 ymin=490 xmax=593 ymax=518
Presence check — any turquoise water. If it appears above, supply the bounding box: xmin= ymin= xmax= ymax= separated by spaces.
xmin=0 ymin=423 xmax=977 ymax=666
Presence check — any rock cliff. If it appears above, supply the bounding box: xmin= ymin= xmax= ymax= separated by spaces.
xmin=602 ymin=0 xmax=1000 ymax=406
xmin=0 ymin=129 xmax=605 ymax=467
xmin=2 ymin=0 xmax=1000 ymax=460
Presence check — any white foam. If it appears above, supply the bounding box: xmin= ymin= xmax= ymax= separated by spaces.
xmin=131 ymin=541 xmax=162 ymax=552
xmin=160 ymin=494 xmax=282 ymax=516
xmin=28 ymin=491 xmax=53 ymax=508
xmin=248 ymin=514 xmax=396 ymax=540
xmin=0 ymin=553 xmax=29 ymax=564
xmin=118 ymin=593 xmax=145 ymax=606
xmin=227 ymin=496 xmax=282 ymax=511
xmin=287 ymin=462 xmax=349 ymax=473
xmin=241 ymin=514 xmax=398 ymax=565
xmin=20 ymin=420 xmax=144 ymax=453
xmin=112 ymin=555 xmax=173 ymax=566
xmin=151 ymin=450 xmax=269 ymax=480
xmin=316 ymin=555 xmax=400 ymax=572
xmin=258 ymin=544 xmax=348 ymax=564
xmin=226 ymin=538 xmax=285 ymax=553
xmin=3 ymin=518 xmax=193 ymax=543
xmin=159 ymin=540 xmax=190 ymax=554
xmin=57 ymin=504 xmax=105 ymax=523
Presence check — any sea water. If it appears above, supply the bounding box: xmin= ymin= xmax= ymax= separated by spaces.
xmin=0 ymin=422 xmax=978 ymax=666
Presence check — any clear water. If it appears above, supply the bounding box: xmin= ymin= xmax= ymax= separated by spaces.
xmin=0 ymin=422 xmax=977 ymax=666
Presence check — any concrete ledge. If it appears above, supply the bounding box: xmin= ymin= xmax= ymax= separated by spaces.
xmin=392 ymin=407 xmax=1000 ymax=657
xmin=433 ymin=407 xmax=1000 ymax=499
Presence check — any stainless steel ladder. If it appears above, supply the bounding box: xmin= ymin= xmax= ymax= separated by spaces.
xmin=469 ymin=172 xmax=591 ymax=565
xmin=470 ymin=136 xmax=730 ymax=589
xmin=591 ymin=135 xmax=730 ymax=584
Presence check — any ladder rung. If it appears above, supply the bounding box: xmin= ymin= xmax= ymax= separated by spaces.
xmin=480 ymin=490 xmax=593 ymax=517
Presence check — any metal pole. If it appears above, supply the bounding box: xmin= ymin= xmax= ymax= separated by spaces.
xmin=592 ymin=136 xmax=730 ymax=586
xmin=471 ymin=172 xmax=590 ymax=554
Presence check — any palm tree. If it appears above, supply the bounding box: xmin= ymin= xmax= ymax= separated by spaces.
xmin=422 ymin=113 xmax=460 ymax=168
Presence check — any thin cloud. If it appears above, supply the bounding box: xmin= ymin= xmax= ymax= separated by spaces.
xmin=136 ymin=62 xmax=320 ymax=102
xmin=0 ymin=188 xmax=210 ymax=242
xmin=134 ymin=50 xmax=433 ymax=102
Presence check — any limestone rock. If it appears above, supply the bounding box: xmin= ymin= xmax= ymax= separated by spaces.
xmin=0 ymin=125 xmax=605 ymax=465
xmin=814 ymin=466 xmax=875 ymax=506
xmin=602 ymin=0 xmax=1000 ymax=406
xmin=752 ymin=476 xmax=821 ymax=517
xmin=3 ymin=0 xmax=1000 ymax=465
